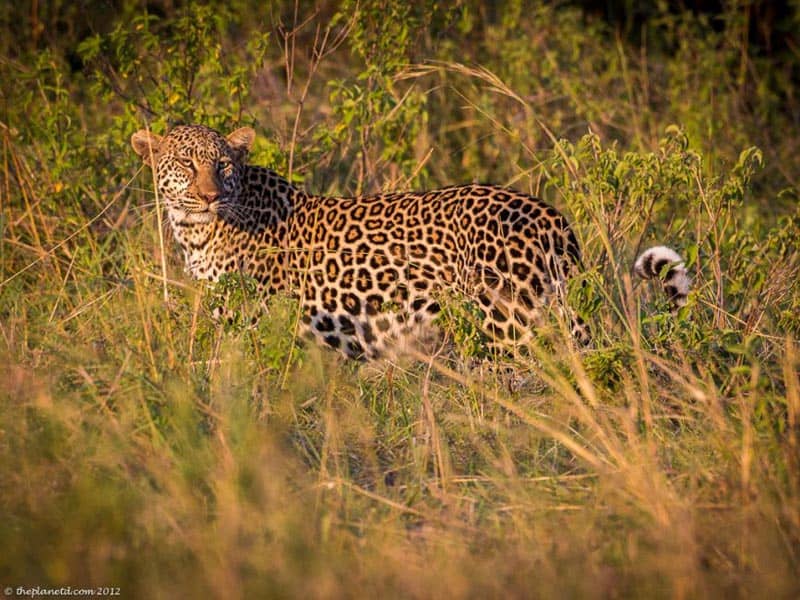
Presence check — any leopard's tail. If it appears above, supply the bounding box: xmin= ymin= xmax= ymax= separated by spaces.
xmin=633 ymin=246 xmax=690 ymax=312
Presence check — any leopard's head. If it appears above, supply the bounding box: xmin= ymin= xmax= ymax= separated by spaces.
xmin=131 ymin=125 xmax=255 ymax=225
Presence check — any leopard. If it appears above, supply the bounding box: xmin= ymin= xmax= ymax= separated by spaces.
xmin=131 ymin=124 xmax=689 ymax=360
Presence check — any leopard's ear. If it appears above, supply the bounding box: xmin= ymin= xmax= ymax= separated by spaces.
xmin=226 ymin=127 xmax=255 ymax=160
xmin=131 ymin=130 xmax=164 ymax=168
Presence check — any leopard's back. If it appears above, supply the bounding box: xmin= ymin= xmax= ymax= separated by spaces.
xmin=283 ymin=184 xmax=584 ymax=359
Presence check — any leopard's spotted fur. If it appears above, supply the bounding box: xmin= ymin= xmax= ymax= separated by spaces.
xmin=131 ymin=125 xmax=688 ymax=359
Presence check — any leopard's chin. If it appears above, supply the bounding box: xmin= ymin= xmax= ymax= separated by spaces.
xmin=186 ymin=210 xmax=217 ymax=224
xmin=169 ymin=207 xmax=218 ymax=225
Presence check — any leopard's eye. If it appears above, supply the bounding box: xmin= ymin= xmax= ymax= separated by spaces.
xmin=177 ymin=156 xmax=194 ymax=170
xmin=217 ymin=157 xmax=233 ymax=172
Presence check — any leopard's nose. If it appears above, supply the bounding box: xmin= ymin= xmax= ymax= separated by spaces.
xmin=201 ymin=190 xmax=220 ymax=203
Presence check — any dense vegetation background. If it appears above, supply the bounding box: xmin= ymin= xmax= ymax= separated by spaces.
xmin=1 ymin=1 xmax=798 ymax=597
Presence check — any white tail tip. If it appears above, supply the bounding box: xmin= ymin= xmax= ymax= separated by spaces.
xmin=634 ymin=246 xmax=690 ymax=309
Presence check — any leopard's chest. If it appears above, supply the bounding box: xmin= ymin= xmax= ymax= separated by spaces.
xmin=170 ymin=211 xmax=277 ymax=283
